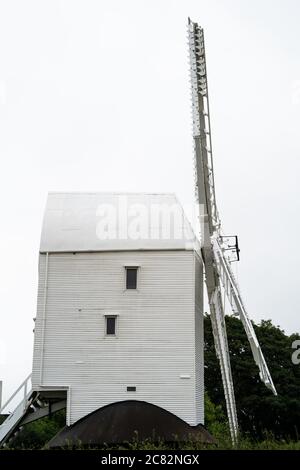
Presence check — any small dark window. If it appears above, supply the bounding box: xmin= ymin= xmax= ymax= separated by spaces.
xmin=126 ymin=267 xmax=138 ymax=289
xmin=127 ymin=386 xmax=136 ymax=392
xmin=106 ymin=316 xmax=116 ymax=335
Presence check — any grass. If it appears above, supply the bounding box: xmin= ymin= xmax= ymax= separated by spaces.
xmin=2 ymin=406 xmax=300 ymax=450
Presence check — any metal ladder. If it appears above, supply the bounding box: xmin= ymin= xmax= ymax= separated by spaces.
xmin=0 ymin=376 xmax=67 ymax=447
xmin=0 ymin=374 xmax=32 ymax=445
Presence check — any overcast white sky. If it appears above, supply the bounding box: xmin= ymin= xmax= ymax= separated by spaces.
xmin=0 ymin=0 xmax=299 ymax=400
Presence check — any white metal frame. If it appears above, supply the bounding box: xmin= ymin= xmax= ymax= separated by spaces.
xmin=188 ymin=18 xmax=276 ymax=443
xmin=0 ymin=374 xmax=32 ymax=417
xmin=0 ymin=374 xmax=32 ymax=445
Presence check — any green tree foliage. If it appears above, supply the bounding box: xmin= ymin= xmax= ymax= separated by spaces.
xmin=204 ymin=314 xmax=300 ymax=439
xmin=6 ymin=316 xmax=300 ymax=449
xmin=9 ymin=410 xmax=66 ymax=449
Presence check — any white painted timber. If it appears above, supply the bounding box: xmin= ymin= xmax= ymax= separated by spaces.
xmin=40 ymin=193 xmax=199 ymax=253
xmin=32 ymin=250 xmax=204 ymax=426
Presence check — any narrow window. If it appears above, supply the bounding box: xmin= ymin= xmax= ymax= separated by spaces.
xmin=105 ymin=316 xmax=117 ymax=336
xmin=125 ymin=267 xmax=138 ymax=289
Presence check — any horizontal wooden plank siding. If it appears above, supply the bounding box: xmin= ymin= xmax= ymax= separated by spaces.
xmin=32 ymin=250 xmax=203 ymax=426
xmin=194 ymin=252 xmax=204 ymax=424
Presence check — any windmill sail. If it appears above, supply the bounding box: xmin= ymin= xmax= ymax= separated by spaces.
xmin=187 ymin=18 xmax=276 ymax=441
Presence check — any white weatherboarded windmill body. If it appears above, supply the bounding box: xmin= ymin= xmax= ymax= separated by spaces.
xmin=0 ymin=193 xmax=209 ymax=446
xmin=33 ymin=192 xmax=204 ymax=427
xmin=0 ymin=19 xmax=276 ymax=447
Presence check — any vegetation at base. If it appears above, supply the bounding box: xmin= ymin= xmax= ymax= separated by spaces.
xmin=204 ymin=315 xmax=300 ymax=440
xmin=202 ymin=394 xmax=300 ymax=450
xmin=8 ymin=410 xmax=66 ymax=450
xmin=3 ymin=316 xmax=300 ymax=450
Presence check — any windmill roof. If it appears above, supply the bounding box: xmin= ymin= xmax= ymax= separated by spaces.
xmin=40 ymin=192 xmax=200 ymax=253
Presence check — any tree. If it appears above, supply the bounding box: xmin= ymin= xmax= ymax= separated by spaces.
xmin=9 ymin=410 xmax=66 ymax=449
xmin=204 ymin=314 xmax=300 ymax=439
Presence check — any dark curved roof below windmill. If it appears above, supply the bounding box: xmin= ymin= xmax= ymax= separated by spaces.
xmin=47 ymin=400 xmax=215 ymax=448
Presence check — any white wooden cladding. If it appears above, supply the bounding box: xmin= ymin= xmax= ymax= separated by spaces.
xmin=40 ymin=192 xmax=200 ymax=253
xmin=32 ymin=250 xmax=204 ymax=426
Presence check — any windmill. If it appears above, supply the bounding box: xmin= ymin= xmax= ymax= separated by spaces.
xmin=187 ymin=18 xmax=277 ymax=442
xmin=0 ymin=19 xmax=277 ymax=449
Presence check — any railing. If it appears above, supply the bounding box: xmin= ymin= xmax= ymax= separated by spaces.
xmin=0 ymin=374 xmax=32 ymax=416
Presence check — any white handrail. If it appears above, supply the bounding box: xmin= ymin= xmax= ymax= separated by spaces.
xmin=0 ymin=374 xmax=32 ymax=415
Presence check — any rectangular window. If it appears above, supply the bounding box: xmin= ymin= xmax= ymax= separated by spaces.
xmin=105 ymin=316 xmax=117 ymax=336
xmin=125 ymin=267 xmax=138 ymax=289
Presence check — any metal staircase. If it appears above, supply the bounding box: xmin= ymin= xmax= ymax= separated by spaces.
xmin=0 ymin=375 xmax=67 ymax=447
xmin=0 ymin=374 xmax=33 ymax=445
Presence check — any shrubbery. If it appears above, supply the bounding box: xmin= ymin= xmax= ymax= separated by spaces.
xmin=4 ymin=316 xmax=300 ymax=450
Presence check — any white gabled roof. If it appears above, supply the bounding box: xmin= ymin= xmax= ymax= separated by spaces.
xmin=40 ymin=192 xmax=200 ymax=253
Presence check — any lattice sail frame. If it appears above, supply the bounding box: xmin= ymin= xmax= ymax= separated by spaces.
xmin=187 ymin=18 xmax=276 ymax=442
